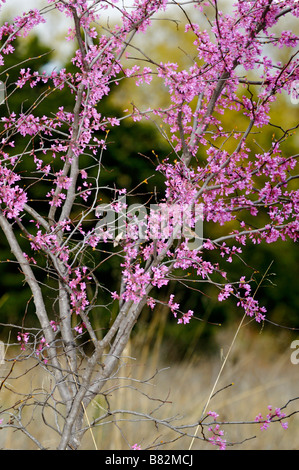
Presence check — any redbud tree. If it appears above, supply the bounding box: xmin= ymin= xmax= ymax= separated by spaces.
xmin=0 ymin=0 xmax=298 ymax=450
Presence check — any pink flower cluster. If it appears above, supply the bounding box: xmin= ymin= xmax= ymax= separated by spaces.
xmin=69 ymin=267 xmax=90 ymax=315
xmin=255 ymin=405 xmax=288 ymax=431
xmin=167 ymin=294 xmax=193 ymax=325
xmin=131 ymin=443 xmax=141 ymax=450
xmin=0 ymin=9 xmax=45 ymax=65
xmin=17 ymin=332 xmax=29 ymax=351
xmin=0 ymin=158 xmax=27 ymax=219
xmin=207 ymin=411 xmax=226 ymax=450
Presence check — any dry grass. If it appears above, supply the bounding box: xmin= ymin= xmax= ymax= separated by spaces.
xmin=0 ymin=320 xmax=298 ymax=450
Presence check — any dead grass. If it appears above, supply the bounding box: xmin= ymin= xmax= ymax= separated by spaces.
xmin=0 ymin=320 xmax=298 ymax=450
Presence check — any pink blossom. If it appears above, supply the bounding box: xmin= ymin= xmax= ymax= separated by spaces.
xmin=177 ymin=309 xmax=193 ymax=325
xmin=17 ymin=332 xmax=29 ymax=350
xmin=218 ymin=284 xmax=233 ymax=302
xmin=208 ymin=411 xmax=219 ymax=420
xmin=111 ymin=291 xmax=120 ymax=300
xmin=207 ymin=412 xmax=226 ymax=450
xmin=36 ymin=337 xmax=49 ymax=356
xmin=131 ymin=443 xmax=141 ymax=450
xmin=168 ymin=294 xmax=180 ymax=317
xmin=151 ymin=265 xmax=169 ymax=288
xmin=50 ymin=321 xmax=58 ymax=332
xmin=255 ymin=405 xmax=288 ymax=431
xmin=146 ymin=297 xmax=156 ymax=309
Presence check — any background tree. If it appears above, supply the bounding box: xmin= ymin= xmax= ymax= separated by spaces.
xmin=0 ymin=0 xmax=298 ymax=450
